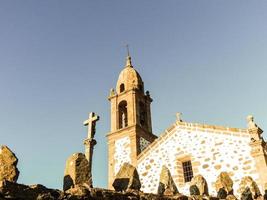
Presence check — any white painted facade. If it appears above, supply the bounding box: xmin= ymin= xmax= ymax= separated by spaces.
xmin=114 ymin=136 xmax=131 ymax=175
xmin=112 ymin=122 xmax=262 ymax=197
xmin=108 ymin=56 xmax=267 ymax=196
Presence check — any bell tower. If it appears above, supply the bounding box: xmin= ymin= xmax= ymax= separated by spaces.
xmin=107 ymin=54 xmax=157 ymax=189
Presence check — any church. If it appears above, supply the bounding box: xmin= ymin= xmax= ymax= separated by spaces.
xmin=106 ymin=54 xmax=267 ymax=196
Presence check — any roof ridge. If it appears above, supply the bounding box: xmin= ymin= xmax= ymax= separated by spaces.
xmin=175 ymin=121 xmax=248 ymax=133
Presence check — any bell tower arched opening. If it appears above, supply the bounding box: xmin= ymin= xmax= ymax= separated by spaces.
xmin=120 ymin=83 xmax=125 ymax=93
xmin=118 ymin=100 xmax=128 ymax=129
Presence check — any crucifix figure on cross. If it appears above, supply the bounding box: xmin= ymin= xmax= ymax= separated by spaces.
xmin=83 ymin=112 xmax=100 ymax=139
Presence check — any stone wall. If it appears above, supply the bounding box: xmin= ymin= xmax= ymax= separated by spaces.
xmin=137 ymin=122 xmax=260 ymax=197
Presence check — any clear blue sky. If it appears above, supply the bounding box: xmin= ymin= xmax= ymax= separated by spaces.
xmin=0 ymin=1 xmax=266 ymax=189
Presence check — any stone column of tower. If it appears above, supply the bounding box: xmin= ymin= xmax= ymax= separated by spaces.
xmin=106 ymin=55 xmax=157 ymax=189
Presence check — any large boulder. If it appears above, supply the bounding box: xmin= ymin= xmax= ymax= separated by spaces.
xmin=0 ymin=145 xmax=19 ymax=183
xmin=215 ymin=172 xmax=234 ymax=195
xmin=63 ymin=153 xmax=91 ymax=191
xmin=190 ymin=175 xmax=209 ymax=196
xmin=112 ymin=163 xmax=141 ymax=192
xmin=157 ymin=165 xmax=179 ymax=195
xmin=238 ymin=176 xmax=261 ymax=199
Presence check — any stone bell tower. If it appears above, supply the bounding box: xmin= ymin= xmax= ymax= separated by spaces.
xmin=106 ymin=54 xmax=157 ymax=189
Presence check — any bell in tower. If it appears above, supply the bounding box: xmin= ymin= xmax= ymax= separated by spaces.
xmin=106 ymin=53 xmax=157 ymax=189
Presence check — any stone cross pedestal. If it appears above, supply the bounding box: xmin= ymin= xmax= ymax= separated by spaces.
xmin=83 ymin=112 xmax=99 ymax=187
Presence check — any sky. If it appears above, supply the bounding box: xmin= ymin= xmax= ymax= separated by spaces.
xmin=0 ymin=0 xmax=266 ymax=190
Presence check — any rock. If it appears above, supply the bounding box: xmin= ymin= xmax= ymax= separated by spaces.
xmin=241 ymin=187 xmax=253 ymax=200
xmin=65 ymin=184 xmax=90 ymax=198
xmin=157 ymin=165 xmax=179 ymax=195
xmin=0 ymin=180 xmax=192 ymax=199
xmin=190 ymin=175 xmax=209 ymax=196
xmin=63 ymin=153 xmax=91 ymax=191
xmin=190 ymin=185 xmax=200 ymax=195
xmin=238 ymin=176 xmax=261 ymax=199
xmin=217 ymin=188 xmax=227 ymax=199
xmin=226 ymin=195 xmax=238 ymax=200
xmin=215 ymin=172 xmax=233 ymax=195
xmin=0 ymin=180 xmax=62 ymax=200
xmin=0 ymin=145 xmax=19 ymax=183
xmin=112 ymin=162 xmax=141 ymax=192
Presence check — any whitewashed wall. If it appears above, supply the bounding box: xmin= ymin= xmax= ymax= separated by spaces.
xmin=114 ymin=136 xmax=131 ymax=175
xmin=137 ymin=125 xmax=259 ymax=197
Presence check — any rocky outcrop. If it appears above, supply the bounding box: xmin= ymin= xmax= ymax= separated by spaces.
xmin=157 ymin=165 xmax=179 ymax=195
xmin=0 ymin=145 xmax=19 ymax=183
xmin=63 ymin=153 xmax=90 ymax=191
xmin=112 ymin=162 xmax=141 ymax=192
xmin=0 ymin=181 xmax=189 ymax=200
xmin=190 ymin=175 xmax=209 ymax=196
xmin=0 ymin=180 xmax=63 ymax=200
xmin=238 ymin=176 xmax=261 ymax=200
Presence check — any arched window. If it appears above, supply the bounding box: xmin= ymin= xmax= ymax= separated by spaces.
xmin=119 ymin=101 xmax=128 ymax=129
xmin=120 ymin=83 xmax=125 ymax=93
xmin=139 ymin=102 xmax=146 ymax=127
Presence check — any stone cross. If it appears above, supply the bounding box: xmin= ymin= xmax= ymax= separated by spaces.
xmin=83 ymin=112 xmax=99 ymax=188
xmin=176 ymin=112 xmax=183 ymax=122
xmin=83 ymin=112 xmax=99 ymax=139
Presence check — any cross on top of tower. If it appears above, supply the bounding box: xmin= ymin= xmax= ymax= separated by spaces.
xmin=126 ymin=44 xmax=130 ymax=57
xmin=125 ymin=44 xmax=132 ymax=67
xmin=83 ymin=112 xmax=100 ymax=139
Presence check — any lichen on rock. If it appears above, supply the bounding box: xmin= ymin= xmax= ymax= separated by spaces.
xmin=0 ymin=145 xmax=19 ymax=183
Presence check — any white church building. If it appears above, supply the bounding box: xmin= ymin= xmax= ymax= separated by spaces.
xmin=106 ymin=55 xmax=267 ymax=196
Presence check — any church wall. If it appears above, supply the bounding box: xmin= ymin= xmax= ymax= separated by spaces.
xmin=114 ymin=136 xmax=131 ymax=175
xmin=137 ymin=124 xmax=261 ymax=197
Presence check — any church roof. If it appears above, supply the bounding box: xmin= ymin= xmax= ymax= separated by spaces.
xmin=116 ymin=56 xmax=144 ymax=93
xmin=137 ymin=120 xmax=249 ymax=163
